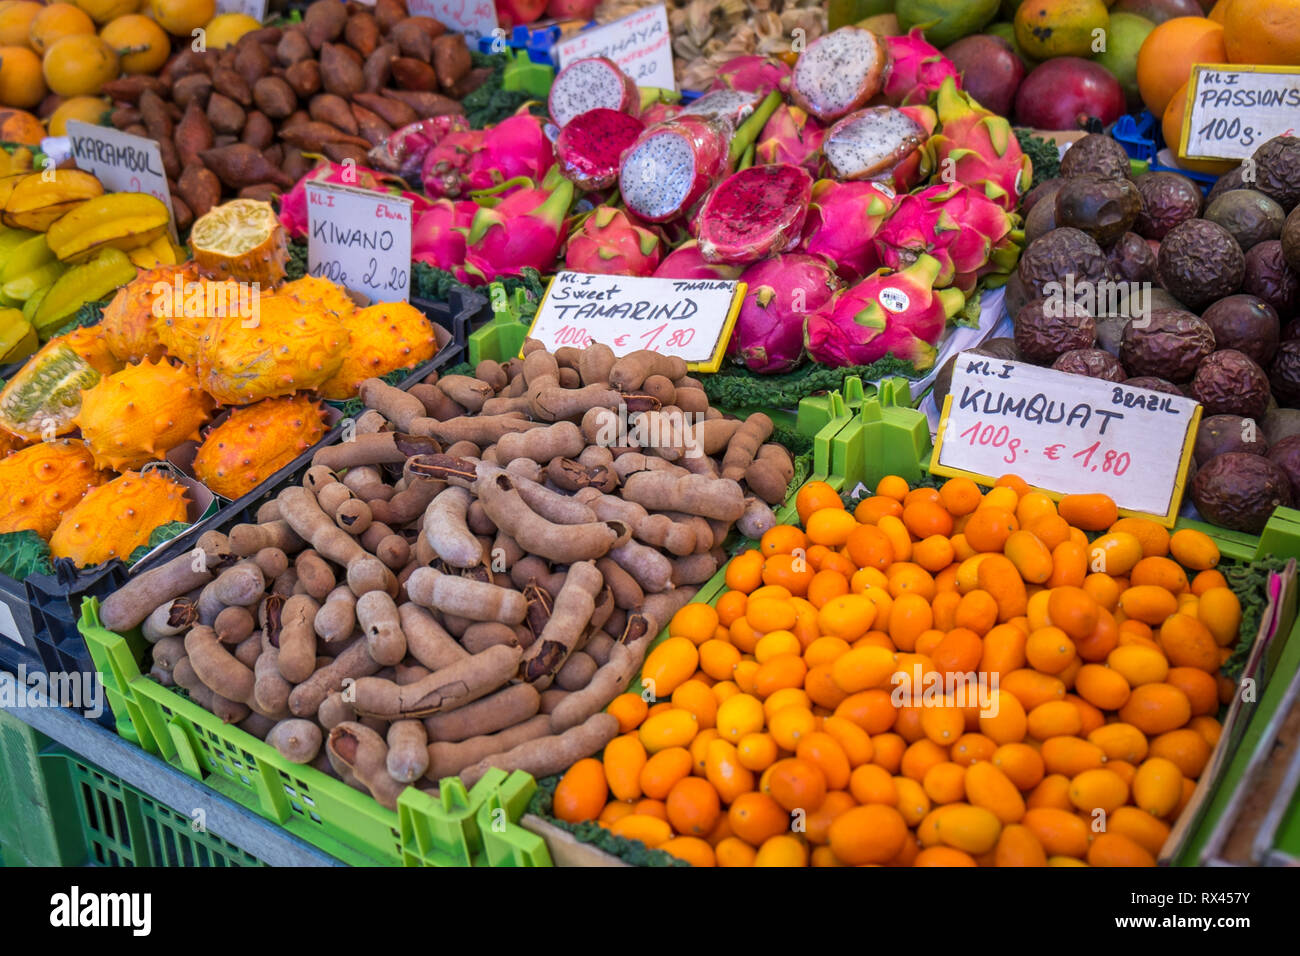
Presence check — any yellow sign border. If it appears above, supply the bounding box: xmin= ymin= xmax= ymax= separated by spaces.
xmin=521 ymin=273 xmax=746 ymax=373
xmin=1179 ymin=62 xmax=1300 ymax=163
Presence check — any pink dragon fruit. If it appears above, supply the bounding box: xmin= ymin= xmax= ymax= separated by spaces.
xmin=728 ymin=253 xmax=843 ymax=374
xmin=756 ymin=105 xmax=825 ymax=177
xmin=368 ymin=116 xmax=470 ymax=181
xmin=421 ymin=122 xmax=486 ymax=199
xmin=555 ymin=108 xmax=645 ymax=192
xmin=619 ymin=115 xmax=729 ymax=223
xmin=800 ymin=179 xmax=897 ymax=282
xmin=681 ymin=88 xmax=769 ymax=135
xmin=822 ymin=106 xmax=932 ymax=186
xmin=654 ymin=240 xmax=745 ymax=280
xmin=547 ymin=0 xmax=598 ymax=18
xmin=873 ymin=182 xmax=1024 ymax=296
xmin=279 ymin=161 xmax=430 ymax=239
xmin=805 ymin=254 xmax=966 ymax=370
xmin=461 ymin=175 xmax=575 ymax=284
xmin=697 ymin=163 xmax=813 ymax=265
xmin=882 ymin=29 xmax=961 ymax=106
xmin=709 ymin=56 xmax=793 ymax=96
xmin=496 ymin=0 xmax=547 ymax=27
xmin=790 ymin=26 xmax=890 ymax=122
xmin=548 ymin=57 xmax=639 ymax=128
xmin=463 ymin=114 xmax=556 ymax=193
xmin=640 ymin=101 xmax=683 ymax=125
xmin=412 ymin=199 xmax=479 ymax=273
xmin=928 ymin=77 xmax=1032 ymax=212
xmin=887 ymin=105 xmax=939 ymax=192
xmin=564 ymin=207 xmax=662 ymax=276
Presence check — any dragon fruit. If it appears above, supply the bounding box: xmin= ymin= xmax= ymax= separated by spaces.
xmin=790 ymin=27 xmax=890 ymax=122
xmin=823 ymin=106 xmax=932 ymax=187
xmin=756 ymin=105 xmax=824 ymax=177
xmin=654 ymin=240 xmax=745 ymax=280
xmin=805 ymin=254 xmax=965 ymax=370
xmin=412 ymin=198 xmax=479 ymax=272
xmin=280 ymin=162 xmax=428 ymax=239
xmin=697 ymin=163 xmax=813 ymax=265
xmin=496 ymin=0 xmax=547 ymax=27
xmin=368 ymin=116 xmax=470 ymax=181
xmin=800 ymin=179 xmax=897 ymax=282
xmin=728 ymin=253 xmax=843 ymax=374
xmin=565 ymin=207 xmax=662 ymax=276
xmin=556 ymin=108 xmax=645 ymax=191
xmin=882 ymin=29 xmax=961 ymax=106
xmin=873 ymin=182 xmax=1024 ymax=296
xmin=619 ymin=115 xmax=729 ymax=223
xmin=421 ymin=121 xmax=486 ymax=199
xmin=928 ymin=77 xmax=1032 ymax=212
xmin=462 ymin=175 xmax=575 ymax=284
xmin=464 ymin=114 xmax=555 ymax=193
xmin=681 ymin=89 xmax=766 ymax=132
xmin=709 ymin=55 xmax=793 ymax=96
xmin=641 ymin=101 xmax=683 ymax=125
xmin=547 ymin=0 xmax=598 ymax=18
xmin=548 ymin=57 xmax=639 ymax=128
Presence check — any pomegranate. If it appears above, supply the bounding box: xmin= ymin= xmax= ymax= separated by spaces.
xmin=1014 ymin=57 xmax=1125 ymax=131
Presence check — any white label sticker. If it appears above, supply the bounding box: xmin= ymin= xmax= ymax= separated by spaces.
xmin=408 ymin=0 xmax=499 ymax=42
xmin=65 ymin=121 xmax=177 ymax=241
xmin=1182 ymin=64 xmax=1300 ymax=162
xmin=305 ymin=182 xmax=412 ymax=303
xmin=878 ymin=288 xmax=910 ymax=313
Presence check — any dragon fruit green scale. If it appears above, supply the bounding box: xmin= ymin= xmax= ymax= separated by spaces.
xmin=564 ymin=207 xmax=663 ymax=276
xmin=928 ymin=77 xmax=1032 ymax=213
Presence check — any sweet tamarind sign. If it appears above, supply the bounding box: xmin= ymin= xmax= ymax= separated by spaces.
xmin=305 ymin=181 xmax=412 ymax=304
xmin=65 ymin=121 xmax=178 ymax=241
xmin=932 ymin=353 xmax=1202 ymax=526
xmin=527 ymin=271 xmax=745 ymax=372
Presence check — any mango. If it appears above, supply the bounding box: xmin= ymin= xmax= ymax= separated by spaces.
xmin=1015 ymin=0 xmax=1110 ymax=59
xmin=897 ymin=0 xmax=1000 ymax=45
xmin=44 ymin=191 xmax=170 ymax=262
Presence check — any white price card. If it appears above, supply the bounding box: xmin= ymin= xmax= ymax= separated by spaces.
xmin=65 ymin=121 xmax=177 ymax=240
xmin=932 ymin=353 xmax=1202 ymax=526
xmin=305 ymin=182 xmax=412 ymax=303
xmin=554 ymin=4 xmax=675 ymax=91
xmin=213 ymin=0 xmax=267 ymax=20
xmin=408 ymin=0 xmax=498 ymax=42
xmin=1181 ymin=64 xmax=1300 ymax=162
xmin=527 ymin=271 xmax=744 ymax=372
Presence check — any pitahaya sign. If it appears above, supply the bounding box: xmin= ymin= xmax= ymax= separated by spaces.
xmin=554 ymin=4 xmax=675 ymax=91
xmin=932 ymin=353 xmax=1202 ymax=527
xmin=305 ymin=181 xmax=413 ymax=304
xmin=527 ymin=271 xmax=744 ymax=371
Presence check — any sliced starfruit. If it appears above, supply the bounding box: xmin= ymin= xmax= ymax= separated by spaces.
xmin=0 ymin=233 xmax=53 ymax=284
xmin=33 ymin=248 xmax=136 ymax=336
xmin=0 ymin=341 xmax=101 ymax=440
xmin=1 ymin=170 xmax=104 ymax=232
xmin=45 ymin=192 xmax=171 ymax=263
xmin=3 ymin=260 xmax=67 ymax=302
xmin=0 ymin=306 xmax=33 ymax=359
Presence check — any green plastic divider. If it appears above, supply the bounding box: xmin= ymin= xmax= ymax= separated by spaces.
xmin=468 ymin=284 xmax=532 ymax=366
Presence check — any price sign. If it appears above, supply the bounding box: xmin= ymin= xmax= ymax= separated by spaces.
xmin=408 ymin=0 xmax=497 ymax=42
xmin=932 ymin=353 xmax=1202 ymax=526
xmin=213 ymin=0 xmax=266 ymax=20
xmin=526 ymin=271 xmax=744 ymax=371
xmin=1181 ymin=64 xmax=1300 ymax=162
xmin=305 ymin=182 xmax=412 ymax=303
xmin=65 ymin=121 xmax=177 ymax=240
xmin=554 ymin=4 xmax=675 ymax=91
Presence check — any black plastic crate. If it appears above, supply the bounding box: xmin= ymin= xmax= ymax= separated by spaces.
xmin=414 ymin=287 xmax=488 ymax=356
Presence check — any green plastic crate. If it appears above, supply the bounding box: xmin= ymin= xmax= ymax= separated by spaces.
xmin=79 ymin=600 xmax=549 ymax=867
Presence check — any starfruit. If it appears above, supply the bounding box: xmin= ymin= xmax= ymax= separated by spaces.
xmin=0 ymin=307 xmax=34 ymax=361
xmin=1 ymin=234 xmax=54 ymax=283
xmin=33 ymin=247 xmax=136 ymax=337
xmin=3 ymin=260 xmax=66 ymax=302
xmin=1 ymin=170 xmax=103 ymax=232
xmin=45 ymin=193 xmax=171 ymax=263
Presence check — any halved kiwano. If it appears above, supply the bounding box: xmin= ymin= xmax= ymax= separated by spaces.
xmin=189 ymin=199 xmax=288 ymax=287
xmin=0 ymin=341 xmax=101 ymax=440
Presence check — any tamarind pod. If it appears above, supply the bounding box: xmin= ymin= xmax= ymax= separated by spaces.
xmin=275 ymin=594 xmax=320 ymax=682
xmin=359 ymin=521 xmax=396 ymax=554
xmin=490 ymin=530 xmax=525 ymax=572
xmin=609 ymin=540 xmax=673 ymax=593
xmin=375 ymin=536 xmax=409 ymax=572
xmin=547 ymin=631 xmax=654 ymax=734
xmin=215 ymin=605 xmax=255 ymax=644
xmin=437 ymin=374 xmax=493 ymax=412
xmin=494 ymin=421 xmax=585 ymax=465
xmin=479 ymin=395 xmax=533 ymax=416
xmin=328 ymin=722 xmax=406 ymax=809
xmin=738 ymin=497 xmax=778 ymax=540
xmin=505 ymin=372 xmax=527 ymax=398
xmin=406 ymin=567 xmax=526 ymax=624
xmin=185 ymin=625 xmax=255 ymax=703
xmin=596 ymin=557 xmax=644 ymax=610
xmin=422 ymin=486 xmax=481 ymax=568
xmin=334 ymin=499 xmax=373 ymax=536
xmin=407 ymin=453 xmax=477 ymax=487
xmin=584 ymin=631 xmax=615 ymax=667
xmin=268 ymin=719 xmax=323 ymax=763
xmin=460 ymin=622 xmax=520 ymax=653
xmin=359 ymin=377 xmax=426 ymax=431
xmin=314 ymin=586 xmax=356 ymax=643
xmin=294 ymin=549 xmax=336 ymax=599
xmin=272 ymin=568 xmax=299 ymax=597
xmin=475 ymin=359 xmax=507 ymax=391
xmin=234 ymin=633 xmax=263 ymax=669
xmin=352 ymin=644 xmax=521 ymax=718
xmin=229 ymin=520 xmax=305 ymax=557
xmin=523 ymin=581 xmax=553 ymax=641
xmin=459 ymin=712 xmax=619 ymax=789
xmin=474 ymin=469 xmax=623 ymax=564
xmin=357 ymin=590 xmax=406 ymax=666
xmin=100 ymin=543 xmax=232 ymax=632
xmin=520 ymin=560 xmax=603 ymax=687
xmin=744 ymin=451 xmax=792 ymax=506
xmin=152 ymin=635 xmax=186 ymax=670
xmin=253 ymin=645 xmax=292 ymax=719
xmin=522 ymin=349 xmax=558 ymax=383
xmin=691 ymin=418 xmax=743 ymax=458
xmin=256 ymin=501 xmax=282 ymax=523
xmin=424 ymin=714 xmax=551 ymax=781
xmin=341 ymin=466 xmax=381 ymax=493
xmin=237 ymin=710 xmax=276 ymax=739
xmin=608 ymin=351 xmax=688 ymax=391
xmin=212 ymin=693 xmax=251 ymax=725
xmin=278 ymin=486 xmax=368 ymax=567
xmin=621 ymin=472 xmax=746 ymax=522
xmin=304 ymin=465 xmax=338 ymax=493
xmin=510 ymin=473 xmax=598 ymax=525
xmin=396 ymin=663 xmax=432 ymax=686
xmin=556 ymin=651 xmax=596 ymax=692
xmin=386 ymin=719 xmax=429 ymax=782
xmin=355 ymin=409 xmax=387 ymax=435
xmin=509 ymin=555 xmax=550 ymax=592
xmin=288 ymin=638 xmax=382 ymax=717
xmin=142 ymin=597 xmax=199 ymax=642
xmin=578 ymin=342 xmax=616 ymax=385
xmin=557 ymin=367 xmax=581 ymax=388
xmin=423 ymin=682 xmax=539 ymax=744
xmin=318 ymin=691 xmax=355 ymax=730
xmin=369 ymin=476 xmax=440 ymax=526
xmin=197 ymin=582 xmax=225 ymax=626
xmin=253 ymin=547 xmax=289 ymax=580
xmin=580 ymin=406 xmax=621 ymax=446
xmin=313 ymin=432 xmax=403 ymax=469
xmin=722 ymin=412 xmax=774 ymax=481
xmin=612 ymin=453 xmax=688 ymax=481
xmin=399 ymin=604 xmax=469 ymax=670
xmin=529 ymin=383 xmax=621 ymax=423
xmin=537 ymin=689 xmax=568 ymax=714
xmin=672 ymin=553 xmax=719 ymax=587
xmin=553 ymin=346 xmax=582 ymax=370
xmin=316 ymin=482 xmax=352 ymax=515
xmin=677 ymin=451 xmax=719 ymax=479
xmin=407 ymin=414 xmax=540 ymax=446
xmin=408 ymin=382 xmax=464 ymax=420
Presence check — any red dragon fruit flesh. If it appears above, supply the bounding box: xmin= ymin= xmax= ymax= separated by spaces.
xmin=882 ymin=28 xmax=961 ymax=106
xmin=461 ymin=176 xmax=575 ymax=284
xmin=412 ymin=198 xmax=478 ymax=273
xmin=756 ymin=105 xmax=825 ymax=177
xmin=805 ymin=254 xmax=966 ymax=370
xmin=790 ymin=26 xmax=889 ymax=123
xmin=619 ymin=115 xmax=729 ymax=223
xmin=369 ymin=115 xmax=470 ymax=181
xmin=729 ymin=253 xmax=843 ymax=374
xmin=463 ymin=113 xmax=555 ymax=193
xmin=709 ymin=55 xmax=793 ymax=96
xmin=823 ymin=106 xmax=930 ymax=183
xmin=800 ymin=179 xmax=897 ymax=282
xmin=556 ymin=108 xmax=645 ymax=192
xmin=548 ymin=57 xmax=639 ymax=128
xmin=654 ymin=240 xmax=745 ymax=280
xmin=565 ymin=207 xmax=662 ymax=276
xmin=697 ymin=163 xmax=814 ymax=265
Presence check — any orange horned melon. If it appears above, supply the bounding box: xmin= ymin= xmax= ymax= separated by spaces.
xmin=318 ymin=301 xmax=438 ymax=400
xmin=144 ymin=263 xmax=212 ymax=365
xmin=275 ymin=274 xmax=357 ymax=318
xmin=0 ymin=342 xmax=102 ymax=441
xmin=47 ymin=323 xmax=124 ymax=377
xmin=0 ymin=439 xmax=107 ymax=538
xmin=49 ymin=469 xmax=188 ymax=566
xmin=99 ymin=264 xmax=184 ymax=363
xmin=189 ymin=199 xmax=288 ymax=286
xmin=74 ymin=358 xmax=213 ymax=470
xmin=193 ymin=394 xmax=328 ymax=499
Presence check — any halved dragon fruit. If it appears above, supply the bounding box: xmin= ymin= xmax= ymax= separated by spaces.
xmin=463 ymin=113 xmax=556 ymax=193
xmin=697 ymin=163 xmax=814 ymax=265
xmin=882 ymin=28 xmax=961 ymax=107
xmin=654 ymin=240 xmax=745 ymax=280
xmin=756 ymin=105 xmax=825 ymax=178
xmin=728 ymin=253 xmax=842 ymax=374
xmin=369 ymin=115 xmax=470 ymax=181
xmin=548 ymin=57 xmax=639 ymax=128
xmin=681 ymin=88 xmax=767 ymax=133
xmin=619 ymin=115 xmax=729 ymax=223
xmin=709 ymin=55 xmax=793 ymax=96
xmin=555 ymin=108 xmax=645 ymax=191
xmin=565 ymin=207 xmax=662 ymax=276
xmin=804 ymin=254 xmax=966 ymax=370
xmin=641 ymin=101 xmax=683 ymax=125
xmin=823 ymin=106 xmax=930 ymax=184
xmin=412 ymin=198 xmax=479 ymax=273
xmin=421 ymin=122 xmax=487 ymax=198
xmin=790 ymin=26 xmax=890 ymax=123
xmin=800 ymin=179 xmax=897 ymax=282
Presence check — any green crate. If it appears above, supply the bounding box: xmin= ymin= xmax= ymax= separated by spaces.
xmin=468 ymin=284 xmax=532 ymax=365
xmin=79 ymin=600 xmax=549 ymax=867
